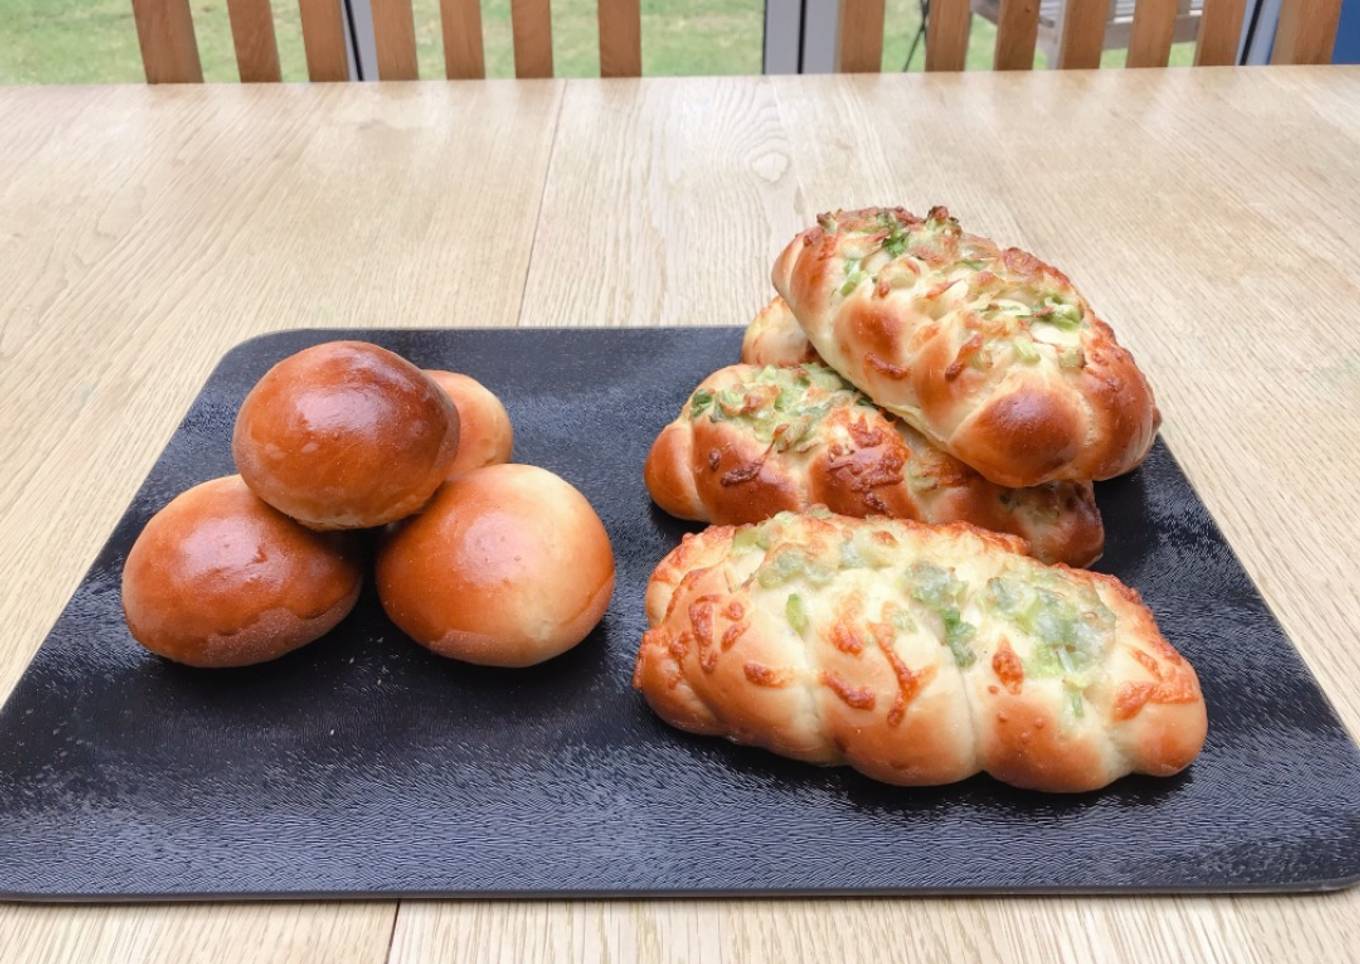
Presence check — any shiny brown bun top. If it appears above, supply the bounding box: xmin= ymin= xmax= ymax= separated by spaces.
xmin=121 ymin=475 xmax=363 ymax=668
xmin=423 ymin=370 xmax=514 ymax=479
xmin=376 ymin=464 xmax=615 ymax=668
xmin=233 ymin=341 xmax=459 ymax=530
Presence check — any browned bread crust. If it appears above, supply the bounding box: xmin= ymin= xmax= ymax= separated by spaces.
xmin=376 ymin=464 xmax=614 ymax=667
xmin=634 ymin=511 xmax=1205 ymax=792
xmin=740 ymin=295 xmax=820 ymax=366
xmin=772 ymin=206 xmax=1159 ymax=488
xmin=233 ymin=341 xmax=459 ymax=530
xmin=121 ymin=475 xmax=363 ymax=667
xmin=644 ymin=362 xmax=1103 ymax=566
xmin=424 ymin=370 xmax=514 ymax=479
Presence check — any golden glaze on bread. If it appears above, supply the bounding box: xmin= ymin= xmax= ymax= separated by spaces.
xmin=233 ymin=341 xmax=459 ymax=530
xmin=376 ymin=464 xmax=615 ymax=667
xmin=424 ymin=370 xmax=515 ymax=479
xmin=635 ymin=511 xmax=1205 ymax=792
xmin=772 ymin=207 xmax=1159 ymax=488
xmin=121 ymin=476 xmax=362 ymax=667
xmin=740 ymin=296 xmax=819 ymax=366
xmin=644 ymin=362 xmax=1103 ymax=566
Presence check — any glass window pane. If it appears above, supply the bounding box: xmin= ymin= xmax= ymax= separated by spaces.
xmin=412 ymin=0 xmax=765 ymax=79
xmin=1 ymin=0 xmax=144 ymax=83
xmin=642 ymin=0 xmax=763 ymax=76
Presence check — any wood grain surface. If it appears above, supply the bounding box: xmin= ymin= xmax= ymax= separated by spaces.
xmin=1 ymin=68 xmax=1359 ymax=963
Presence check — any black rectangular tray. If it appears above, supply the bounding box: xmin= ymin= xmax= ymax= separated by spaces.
xmin=3 ymin=327 xmax=1359 ymax=900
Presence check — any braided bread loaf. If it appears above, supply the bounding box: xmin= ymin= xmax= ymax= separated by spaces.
xmin=634 ymin=511 xmax=1205 ymax=792
xmin=772 ymin=206 xmax=1159 ymax=488
xmin=740 ymin=295 xmax=819 ymax=366
xmin=644 ymin=362 xmax=1104 ymax=566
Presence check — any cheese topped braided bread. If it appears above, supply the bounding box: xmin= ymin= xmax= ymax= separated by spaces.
xmin=740 ymin=295 xmax=819 ymax=367
xmin=772 ymin=206 xmax=1159 ymax=488
xmin=634 ymin=510 xmax=1205 ymax=793
xmin=645 ymin=362 xmax=1104 ymax=566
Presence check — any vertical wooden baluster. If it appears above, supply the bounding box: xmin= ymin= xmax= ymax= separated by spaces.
xmin=298 ymin=0 xmax=350 ymax=81
xmin=1194 ymin=0 xmax=1247 ymax=65
xmin=1271 ymin=0 xmax=1342 ymax=64
xmin=599 ymin=0 xmax=642 ymax=77
xmin=994 ymin=0 xmax=1040 ymax=70
xmin=1128 ymin=0 xmax=1178 ymax=66
xmin=442 ymin=0 xmax=487 ymax=78
xmin=511 ymin=0 xmax=554 ymax=78
xmin=372 ymin=0 xmax=419 ymax=79
xmin=1056 ymin=0 xmax=1108 ymax=68
xmin=926 ymin=0 xmax=972 ymax=71
xmin=227 ymin=0 xmax=282 ymax=82
xmin=132 ymin=0 xmax=204 ymax=83
xmin=838 ymin=0 xmax=885 ymax=72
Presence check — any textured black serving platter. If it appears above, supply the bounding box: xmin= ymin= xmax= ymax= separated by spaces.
xmin=3 ymin=327 xmax=1359 ymax=902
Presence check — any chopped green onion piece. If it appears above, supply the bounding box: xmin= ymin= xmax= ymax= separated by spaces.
xmin=786 ymin=593 xmax=808 ymax=634
xmin=1013 ymin=338 xmax=1040 ymax=363
xmin=732 ymin=526 xmax=769 ymax=553
xmin=1038 ymin=300 xmax=1082 ymax=330
xmin=942 ymin=609 xmax=977 ymax=667
xmin=1058 ymin=346 xmax=1084 ymax=369
xmin=839 ymin=538 xmax=865 ymax=569
xmin=689 ymin=389 xmax=714 ymax=418
xmin=890 ymin=610 xmax=916 ymax=633
xmin=1066 ymin=681 xmax=1086 ymax=719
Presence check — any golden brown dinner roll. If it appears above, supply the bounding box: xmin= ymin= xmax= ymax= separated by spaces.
xmin=121 ymin=475 xmax=362 ymax=668
xmin=376 ymin=464 xmax=615 ymax=667
xmin=233 ymin=341 xmax=459 ymax=530
xmin=423 ymin=370 xmax=514 ymax=479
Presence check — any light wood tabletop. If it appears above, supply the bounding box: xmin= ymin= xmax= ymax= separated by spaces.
xmin=2 ymin=66 xmax=1359 ymax=963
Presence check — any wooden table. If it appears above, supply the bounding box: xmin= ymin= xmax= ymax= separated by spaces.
xmin=2 ymin=66 xmax=1358 ymax=963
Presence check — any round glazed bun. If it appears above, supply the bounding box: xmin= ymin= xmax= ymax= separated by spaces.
xmin=376 ymin=464 xmax=615 ymax=667
xmin=423 ymin=370 xmax=514 ymax=479
xmin=121 ymin=475 xmax=362 ymax=668
xmin=233 ymin=341 xmax=459 ymax=530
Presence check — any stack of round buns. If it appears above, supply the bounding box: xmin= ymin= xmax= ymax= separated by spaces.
xmin=122 ymin=340 xmax=613 ymax=669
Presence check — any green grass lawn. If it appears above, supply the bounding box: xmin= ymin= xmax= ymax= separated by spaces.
xmin=0 ymin=0 xmax=1193 ymax=85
